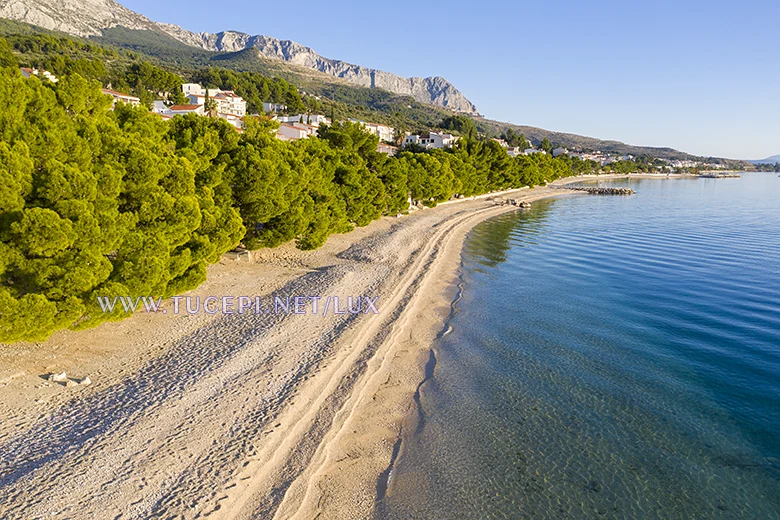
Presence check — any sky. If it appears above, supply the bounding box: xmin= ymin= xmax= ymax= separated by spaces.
xmin=121 ymin=0 xmax=780 ymax=160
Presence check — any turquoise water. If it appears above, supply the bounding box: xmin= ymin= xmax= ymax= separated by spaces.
xmin=380 ymin=174 xmax=780 ymax=519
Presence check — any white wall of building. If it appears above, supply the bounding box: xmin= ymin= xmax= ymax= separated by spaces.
xmin=186 ymin=92 xmax=247 ymax=117
xmin=404 ymin=132 xmax=457 ymax=149
xmin=263 ymin=102 xmax=287 ymax=113
xmin=277 ymin=124 xmax=308 ymax=140
xmin=182 ymin=83 xmax=204 ymax=96
xmin=275 ymin=114 xmax=330 ymax=126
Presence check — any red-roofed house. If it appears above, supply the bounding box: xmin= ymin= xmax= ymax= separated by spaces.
xmin=184 ymin=84 xmax=247 ymax=117
xmin=291 ymin=122 xmax=318 ymax=137
xmin=276 ymin=123 xmax=309 ymax=141
xmin=20 ymin=67 xmax=58 ymax=83
xmin=168 ymin=104 xmax=205 ymax=116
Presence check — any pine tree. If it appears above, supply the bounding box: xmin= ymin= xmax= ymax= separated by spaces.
xmin=204 ymin=88 xmax=218 ymax=117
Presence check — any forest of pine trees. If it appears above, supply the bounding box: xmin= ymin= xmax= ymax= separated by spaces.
xmin=0 ymin=38 xmax=584 ymax=342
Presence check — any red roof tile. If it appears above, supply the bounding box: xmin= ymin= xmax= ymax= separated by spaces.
xmin=102 ymin=88 xmax=140 ymax=100
xmin=169 ymin=104 xmax=202 ymax=111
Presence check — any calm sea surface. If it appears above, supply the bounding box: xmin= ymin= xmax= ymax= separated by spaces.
xmin=380 ymin=173 xmax=780 ymax=519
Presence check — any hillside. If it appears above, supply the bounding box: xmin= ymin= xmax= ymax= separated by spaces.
xmin=0 ymin=17 xmax=750 ymax=166
xmin=0 ymin=0 xmax=477 ymax=112
xmin=750 ymin=155 xmax=780 ymax=164
xmin=474 ymin=118 xmax=725 ymax=162
xmin=0 ymin=20 xmax=466 ymax=131
xmin=92 ymin=28 xmax=737 ymax=163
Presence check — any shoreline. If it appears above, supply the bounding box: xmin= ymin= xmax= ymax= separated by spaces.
xmin=0 ymin=175 xmax=670 ymax=518
xmin=267 ymin=187 xmax=570 ymax=520
xmin=272 ymin=173 xmax=696 ymax=518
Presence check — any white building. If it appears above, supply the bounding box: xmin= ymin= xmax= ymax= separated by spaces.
xmin=507 ymin=147 xmax=523 ymax=157
xmin=182 ymin=84 xmax=226 ymax=98
xmin=347 ymin=119 xmax=395 ymax=142
xmin=182 ymin=83 xmax=205 ymax=97
xmin=364 ymin=122 xmax=395 ymax=143
xmin=275 ymin=114 xmax=330 ymax=127
xmin=308 ymin=114 xmax=330 ymax=126
xmin=403 ymin=132 xmax=458 ymax=149
xmin=552 ymin=147 xmax=569 ymax=157
xmin=577 ymin=152 xmax=605 ymax=162
xmin=20 ymin=67 xmax=58 ymax=83
xmin=290 ymin=122 xmax=318 ymax=137
xmin=276 ymin=123 xmax=310 ymax=141
xmin=275 ymin=115 xmax=303 ymax=124
xmin=524 ymin=148 xmax=546 ymax=155
xmin=151 ymin=100 xmax=170 ymax=114
xmin=102 ymin=88 xmax=141 ymax=107
xmin=155 ymin=99 xmax=244 ymax=129
xmin=216 ymin=91 xmax=246 ymax=117
xmin=186 ymin=91 xmax=246 ymax=117
xmin=263 ymin=102 xmax=287 ymax=113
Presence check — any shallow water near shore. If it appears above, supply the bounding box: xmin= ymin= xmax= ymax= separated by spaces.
xmin=380 ymin=173 xmax=780 ymax=519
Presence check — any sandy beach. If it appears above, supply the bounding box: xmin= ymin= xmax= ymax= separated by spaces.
xmin=0 ymin=174 xmax=677 ymax=519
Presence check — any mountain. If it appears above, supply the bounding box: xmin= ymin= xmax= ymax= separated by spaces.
xmin=0 ymin=0 xmax=157 ymax=36
xmin=474 ymin=117 xmax=700 ymax=161
xmin=749 ymin=155 xmax=780 ymax=164
xmin=0 ymin=0 xmax=479 ymax=113
xmin=152 ymin=30 xmax=479 ymax=114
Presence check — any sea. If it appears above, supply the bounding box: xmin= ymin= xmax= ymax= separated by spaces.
xmin=380 ymin=173 xmax=780 ymax=519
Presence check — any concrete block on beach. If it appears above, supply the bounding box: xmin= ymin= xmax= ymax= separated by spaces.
xmin=48 ymin=372 xmax=68 ymax=382
xmin=224 ymin=249 xmax=252 ymax=261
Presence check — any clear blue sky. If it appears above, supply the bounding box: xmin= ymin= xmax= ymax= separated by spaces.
xmin=122 ymin=0 xmax=779 ymax=160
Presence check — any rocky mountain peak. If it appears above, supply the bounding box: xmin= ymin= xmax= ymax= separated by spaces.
xmin=0 ymin=0 xmax=155 ymax=35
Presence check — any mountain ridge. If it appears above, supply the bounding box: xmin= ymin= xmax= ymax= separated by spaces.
xmin=473 ymin=117 xmax=732 ymax=162
xmin=0 ymin=0 xmax=479 ymax=113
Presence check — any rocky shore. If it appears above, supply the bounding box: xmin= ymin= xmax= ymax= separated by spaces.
xmin=549 ymin=185 xmax=636 ymax=195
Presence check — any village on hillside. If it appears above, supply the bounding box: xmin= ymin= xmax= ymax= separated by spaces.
xmin=18 ymin=66 xmax=731 ymax=170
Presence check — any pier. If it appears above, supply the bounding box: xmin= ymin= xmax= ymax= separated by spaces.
xmin=549 ymin=185 xmax=636 ymax=195
xmin=698 ymin=173 xmax=741 ymax=178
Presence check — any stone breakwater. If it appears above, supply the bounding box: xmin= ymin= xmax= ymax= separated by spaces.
xmin=549 ymin=185 xmax=636 ymax=195
xmin=491 ymin=198 xmax=533 ymax=208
